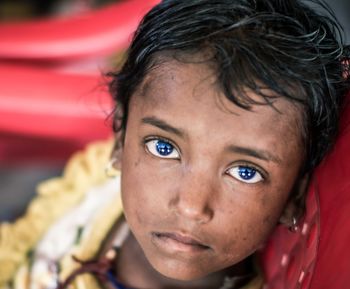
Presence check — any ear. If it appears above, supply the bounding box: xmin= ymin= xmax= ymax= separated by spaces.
xmin=109 ymin=139 xmax=123 ymax=171
xmin=279 ymin=173 xmax=310 ymax=228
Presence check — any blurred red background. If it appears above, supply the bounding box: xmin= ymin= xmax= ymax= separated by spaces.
xmin=0 ymin=0 xmax=159 ymax=220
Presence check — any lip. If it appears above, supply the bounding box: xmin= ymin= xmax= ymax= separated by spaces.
xmin=151 ymin=231 xmax=211 ymax=254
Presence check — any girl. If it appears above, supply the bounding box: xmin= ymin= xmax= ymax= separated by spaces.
xmin=1 ymin=1 xmax=349 ymax=289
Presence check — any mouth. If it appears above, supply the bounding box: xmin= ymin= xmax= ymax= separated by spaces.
xmin=151 ymin=232 xmax=211 ymax=254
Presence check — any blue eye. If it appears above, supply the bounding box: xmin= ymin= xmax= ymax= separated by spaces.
xmin=226 ymin=165 xmax=263 ymax=184
xmin=156 ymin=140 xmax=173 ymax=156
xmin=239 ymin=167 xmax=256 ymax=180
xmin=145 ymin=139 xmax=180 ymax=159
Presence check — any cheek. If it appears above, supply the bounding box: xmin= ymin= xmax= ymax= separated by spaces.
xmin=120 ymin=145 xmax=172 ymax=229
xmin=121 ymin=154 xmax=147 ymax=225
xmin=216 ymin=187 xmax=289 ymax=260
xmin=121 ymin=141 xmax=144 ymax=223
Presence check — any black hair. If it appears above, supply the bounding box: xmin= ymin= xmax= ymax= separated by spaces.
xmin=108 ymin=0 xmax=350 ymax=174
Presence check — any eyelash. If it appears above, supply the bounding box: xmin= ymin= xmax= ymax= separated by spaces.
xmin=143 ymin=136 xmax=266 ymax=184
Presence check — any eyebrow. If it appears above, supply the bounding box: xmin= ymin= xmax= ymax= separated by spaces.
xmin=226 ymin=145 xmax=282 ymax=164
xmin=141 ymin=117 xmax=186 ymax=138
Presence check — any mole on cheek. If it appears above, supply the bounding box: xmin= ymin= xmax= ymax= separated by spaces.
xmin=134 ymin=158 xmax=140 ymax=167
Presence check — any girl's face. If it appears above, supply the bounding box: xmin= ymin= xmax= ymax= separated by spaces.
xmin=120 ymin=60 xmax=303 ymax=280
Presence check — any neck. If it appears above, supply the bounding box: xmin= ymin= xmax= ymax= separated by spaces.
xmin=115 ymin=232 xmax=253 ymax=289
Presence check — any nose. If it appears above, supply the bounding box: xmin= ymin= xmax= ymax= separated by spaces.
xmin=168 ymin=168 xmax=215 ymax=224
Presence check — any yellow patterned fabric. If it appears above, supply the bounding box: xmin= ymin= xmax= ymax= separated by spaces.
xmin=0 ymin=140 xmax=115 ymax=288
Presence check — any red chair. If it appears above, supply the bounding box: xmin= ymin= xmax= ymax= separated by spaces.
xmin=0 ymin=64 xmax=113 ymax=163
xmin=0 ymin=0 xmax=159 ymax=62
xmin=261 ymin=92 xmax=350 ymax=289
xmin=0 ymin=0 xmax=161 ymax=163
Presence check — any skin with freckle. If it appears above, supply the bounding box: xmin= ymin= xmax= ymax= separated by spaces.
xmin=120 ymin=60 xmax=305 ymax=282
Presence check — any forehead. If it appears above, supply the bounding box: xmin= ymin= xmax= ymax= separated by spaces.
xmin=139 ymin=57 xmax=297 ymax=104
xmin=130 ymin=59 xmax=303 ymax=164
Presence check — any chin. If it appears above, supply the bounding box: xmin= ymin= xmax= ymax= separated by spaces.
xmin=156 ymin=268 xmax=206 ymax=282
xmin=148 ymin=255 xmax=211 ymax=281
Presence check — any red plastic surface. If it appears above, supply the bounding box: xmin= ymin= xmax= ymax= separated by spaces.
xmin=0 ymin=64 xmax=113 ymax=162
xmin=309 ymin=96 xmax=350 ymax=289
xmin=0 ymin=0 xmax=159 ymax=61
xmin=0 ymin=64 xmax=112 ymax=140
xmin=261 ymin=93 xmax=350 ymax=289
